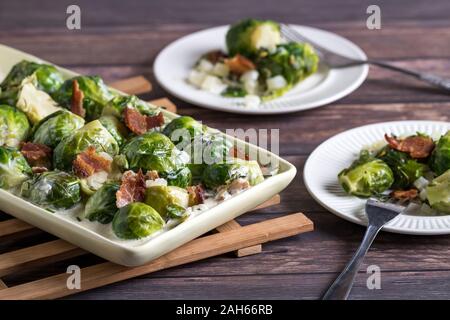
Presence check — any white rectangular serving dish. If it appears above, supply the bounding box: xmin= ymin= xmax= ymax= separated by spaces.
xmin=0 ymin=44 xmax=297 ymax=266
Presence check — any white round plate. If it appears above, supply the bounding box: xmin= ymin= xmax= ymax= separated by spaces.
xmin=154 ymin=25 xmax=368 ymax=114
xmin=304 ymin=121 xmax=450 ymax=235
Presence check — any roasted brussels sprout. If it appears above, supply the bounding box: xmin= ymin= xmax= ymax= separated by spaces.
xmin=98 ymin=115 xmax=129 ymax=146
xmin=256 ymin=42 xmax=319 ymax=99
xmin=121 ymin=131 xmax=186 ymax=173
xmin=53 ymin=120 xmax=119 ymax=170
xmin=226 ymin=18 xmax=281 ymax=57
xmin=145 ymin=185 xmax=189 ymax=220
xmin=338 ymin=150 xmax=394 ymax=197
xmin=162 ymin=116 xmax=205 ymax=146
xmin=82 ymin=182 xmax=119 ymax=223
xmin=0 ymin=104 xmax=30 ymax=148
xmin=0 ymin=146 xmax=32 ymax=189
xmin=31 ymin=110 xmax=85 ymax=148
xmin=53 ymin=76 xmax=114 ymax=120
xmin=164 ymin=166 xmax=192 ymax=188
xmin=430 ymin=131 xmax=450 ymax=175
xmin=426 ymin=169 xmax=450 ymax=214
xmin=112 ymin=202 xmax=164 ymax=239
xmin=0 ymin=61 xmax=64 ymax=105
xmin=20 ymin=171 xmax=81 ymax=210
xmin=102 ymin=95 xmax=158 ymax=118
xmin=201 ymin=159 xmax=264 ymax=189
xmin=377 ymin=146 xmax=426 ymax=189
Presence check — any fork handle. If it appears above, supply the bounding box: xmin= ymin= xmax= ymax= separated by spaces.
xmin=322 ymin=224 xmax=381 ymax=300
xmin=367 ymin=60 xmax=450 ymax=92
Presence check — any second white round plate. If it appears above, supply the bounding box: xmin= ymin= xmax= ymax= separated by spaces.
xmin=304 ymin=121 xmax=450 ymax=235
xmin=154 ymin=25 xmax=368 ymax=114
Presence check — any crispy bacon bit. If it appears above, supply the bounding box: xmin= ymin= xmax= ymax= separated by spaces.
xmin=224 ymin=54 xmax=256 ymax=75
xmin=230 ymin=147 xmax=249 ymax=161
xmin=72 ymin=146 xmax=111 ymax=178
xmin=187 ymin=184 xmax=205 ymax=205
xmin=71 ymin=79 xmax=85 ymax=118
xmin=391 ymin=189 xmax=419 ymax=201
xmin=123 ymin=107 xmax=164 ymax=135
xmin=228 ymin=178 xmax=250 ymax=194
xmin=32 ymin=166 xmax=49 ymax=174
xmin=385 ymin=134 xmax=435 ymax=159
xmin=146 ymin=170 xmax=160 ymax=180
xmin=205 ymin=50 xmax=227 ymax=64
xmin=20 ymin=142 xmax=52 ymax=168
xmin=116 ymin=170 xmax=146 ymax=208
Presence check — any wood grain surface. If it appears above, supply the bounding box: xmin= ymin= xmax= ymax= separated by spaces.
xmin=1 ymin=0 xmax=450 ymax=299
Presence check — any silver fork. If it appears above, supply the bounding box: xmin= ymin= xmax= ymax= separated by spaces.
xmin=322 ymin=198 xmax=405 ymax=300
xmin=280 ymin=24 xmax=450 ymax=92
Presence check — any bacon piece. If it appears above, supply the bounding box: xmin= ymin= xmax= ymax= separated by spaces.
xmin=71 ymin=79 xmax=86 ymax=118
xmin=230 ymin=147 xmax=249 ymax=161
xmin=224 ymin=54 xmax=256 ymax=75
xmin=187 ymin=184 xmax=205 ymax=206
xmin=20 ymin=142 xmax=52 ymax=169
xmin=72 ymin=146 xmax=111 ymax=178
xmin=205 ymin=50 xmax=227 ymax=64
xmin=116 ymin=170 xmax=146 ymax=208
xmin=391 ymin=189 xmax=418 ymax=201
xmin=146 ymin=170 xmax=160 ymax=180
xmin=123 ymin=107 xmax=164 ymax=135
xmin=385 ymin=134 xmax=435 ymax=159
xmin=32 ymin=166 xmax=48 ymax=174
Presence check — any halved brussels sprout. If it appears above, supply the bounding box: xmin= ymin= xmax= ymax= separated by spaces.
xmin=201 ymin=159 xmax=264 ymax=189
xmin=32 ymin=110 xmax=85 ymax=148
xmin=162 ymin=116 xmax=205 ymax=146
xmin=53 ymin=76 xmax=114 ymax=120
xmin=121 ymin=131 xmax=182 ymax=173
xmin=338 ymin=151 xmax=394 ymax=197
xmin=53 ymin=120 xmax=119 ymax=170
xmin=0 ymin=104 xmax=30 ymax=148
xmin=226 ymin=19 xmax=281 ymax=57
xmin=112 ymin=202 xmax=164 ymax=239
xmin=102 ymin=95 xmax=158 ymax=118
xmin=145 ymin=185 xmax=189 ymax=220
xmin=163 ymin=166 xmax=192 ymax=188
xmin=0 ymin=60 xmax=64 ymax=105
xmin=98 ymin=115 xmax=129 ymax=146
xmin=426 ymin=169 xmax=450 ymax=214
xmin=20 ymin=171 xmax=81 ymax=210
xmin=430 ymin=131 xmax=450 ymax=175
xmin=82 ymin=182 xmax=120 ymax=223
xmin=0 ymin=146 xmax=32 ymax=189
xmin=377 ymin=146 xmax=426 ymax=189
xmin=256 ymin=42 xmax=319 ymax=100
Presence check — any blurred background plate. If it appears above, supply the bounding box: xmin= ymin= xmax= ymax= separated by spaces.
xmin=154 ymin=25 xmax=368 ymax=114
xmin=304 ymin=121 xmax=450 ymax=235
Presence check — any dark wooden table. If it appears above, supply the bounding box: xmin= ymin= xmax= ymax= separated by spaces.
xmin=1 ymin=0 xmax=450 ymax=300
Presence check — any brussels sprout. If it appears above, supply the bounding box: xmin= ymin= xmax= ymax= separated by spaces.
xmin=256 ymin=42 xmax=319 ymax=99
xmin=53 ymin=120 xmax=119 ymax=170
xmin=121 ymin=131 xmax=180 ymax=173
xmin=338 ymin=151 xmax=394 ymax=197
xmin=82 ymin=182 xmax=119 ymax=223
xmin=0 ymin=146 xmax=32 ymax=189
xmin=426 ymin=169 xmax=450 ymax=214
xmin=201 ymin=159 xmax=264 ymax=189
xmin=226 ymin=19 xmax=281 ymax=57
xmin=102 ymin=95 xmax=158 ymax=118
xmin=377 ymin=146 xmax=426 ymax=189
xmin=162 ymin=116 xmax=205 ymax=146
xmin=98 ymin=115 xmax=129 ymax=146
xmin=112 ymin=202 xmax=164 ymax=239
xmin=0 ymin=61 xmax=64 ymax=105
xmin=31 ymin=110 xmax=85 ymax=148
xmin=145 ymin=185 xmax=189 ymax=220
xmin=222 ymin=86 xmax=247 ymax=97
xmin=430 ymin=131 xmax=450 ymax=175
xmin=164 ymin=166 xmax=192 ymax=188
xmin=20 ymin=171 xmax=81 ymax=210
xmin=0 ymin=104 xmax=30 ymax=148
xmin=53 ymin=76 xmax=114 ymax=120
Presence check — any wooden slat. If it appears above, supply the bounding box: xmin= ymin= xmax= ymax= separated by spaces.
xmin=149 ymin=98 xmax=177 ymax=113
xmin=0 ymin=219 xmax=35 ymax=238
xmin=0 ymin=212 xmax=313 ymax=300
xmin=108 ymin=75 xmax=152 ymax=95
xmin=0 ymin=279 xmax=7 ymax=289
